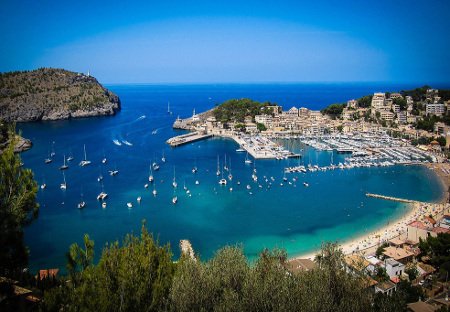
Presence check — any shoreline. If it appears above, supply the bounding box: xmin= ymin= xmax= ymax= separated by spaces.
xmin=291 ymin=163 xmax=450 ymax=261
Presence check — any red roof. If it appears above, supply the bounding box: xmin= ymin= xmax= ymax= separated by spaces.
xmin=425 ymin=216 xmax=436 ymax=225
xmin=38 ymin=269 xmax=59 ymax=280
xmin=432 ymin=227 xmax=449 ymax=234
xmin=408 ymin=221 xmax=427 ymax=230
xmin=390 ymin=276 xmax=401 ymax=284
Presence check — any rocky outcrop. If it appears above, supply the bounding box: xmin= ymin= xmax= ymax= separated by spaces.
xmin=0 ymin=68 xmax=120 ymax=122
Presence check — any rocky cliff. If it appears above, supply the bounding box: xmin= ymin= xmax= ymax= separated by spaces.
xmin=0 ymin=68 xmax=120 ymax=122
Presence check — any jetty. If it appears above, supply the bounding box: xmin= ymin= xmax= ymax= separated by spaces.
xmin=365 ymin=193 xmax=417 ymax=204
xmin=180 ymin=239 xmax=196 ymax=261
xmin=167 ymin=132 xmax=213 ymax=147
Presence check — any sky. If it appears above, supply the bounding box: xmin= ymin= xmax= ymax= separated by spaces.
xmin=1 ymin=0 xmax=449 ymax=84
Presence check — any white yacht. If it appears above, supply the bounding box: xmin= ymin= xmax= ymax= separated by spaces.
xmin=60 ymin=172 xmax=67 ymax=190
xmin=59 ymin=154 xmax=69 ymax=170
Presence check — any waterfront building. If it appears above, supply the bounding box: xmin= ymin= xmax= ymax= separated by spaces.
xmin=426 ymin=103 xmax=445 ymax=116
xmin=371 ymin=92 xmax=386 ymax=111
xmin=255 ymin=114 xmax=273 ymax=126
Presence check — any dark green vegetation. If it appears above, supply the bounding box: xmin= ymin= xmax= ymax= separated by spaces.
xmin=213 ymin=98 xmax=275 ymax=123
xmin=37 ymin=232 xmax=425 ymax=312
xmin=0 ymin=125 xmax=39 ymax=277
xmin=0 ymin=68 xmax=120 ymax=122
xmin=321 ymin=103 xmax=345 ymax=118
xmin=419 ymin=233 xmax=450 ymax=279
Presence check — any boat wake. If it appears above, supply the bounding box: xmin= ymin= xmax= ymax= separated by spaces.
xmin=122 ymin=140 xmax=133 ymax=146
xmin=112 ymin=139 xmax=122 ymax=146
xmin=136 ymin=115 xmax=146 ymax=121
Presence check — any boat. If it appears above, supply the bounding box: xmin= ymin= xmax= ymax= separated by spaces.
xmin=161 ymin=151 xmax=166 ymax=163
xmin=60 ymin=172 xmax=67 ymax=190
xmin=109 ymin=169 xmax=119 ymax=176
xmin=183 ymin=180 xmax=187 ymax=191
xmin=236 ymin=146 xmax=245 ymax=152
xmin=219 ymin=178 xmax=227 ymax=185
xmin=102 ymin=202 xmax=107 ymax=208
xmin=144 ymin=183 xmax=149 ymax=188
xmin=172 ymin=196 xmax=178 ymax=204
xmin=50 ymin=142 xmax=56 ymax=157
xmin=59 ymin=154 xmax=69 ymax=170
xmin=79 ymin=144 xmax=91 ymax=166
xmin=137 ymin=196 xmax=142 ymax=203
xmin=195 ymin=180 xmax=199 ymax=185
xmin=244 ymin=152 xmax=252 ymax=164
xmin=148 ymin=165 xmax=154 ymax=183
xmin=152 ymin=182 xmax=157 ymax=196
xmin=216 ymin=155 xmax=220 ymax=176
xmin=223 ymin=154 xmax=228 ymax=171
xmin=67 ymin=149 xmax=74 ymax=162
xmin=172 ymin=166 xmax=177 ymax=188
xmin=152 ymin=162 xmax=160 ymax=171
xmin=40 ymin=183 xmax=46 ymax=190
xmin=229 ymin=187 xmax=233 ymax=192
xmin=77 ymin=201 xmax=86 ymax=209
xmin=127 ymin=202 xmax=133 ymax=208
xmin=102 ymin=150 xmax=107 ymax=164
xmin=167 ymin=101 xmax=172 ymax=115
xmin=246 ymin=184 xmax=251 ymax=190
xmin=192 ymin=167 xmax=198 ymax=174
xmin=303 ymin=182 xmax=309 ymax=187
xmin=44 ymin=151 xmax=52 ymax=164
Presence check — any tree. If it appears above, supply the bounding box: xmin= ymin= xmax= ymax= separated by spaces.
xmin=405 ymin=266 xmax=419 ymax=281
xmin=376 ymin=243 xmax=388 ymax=258
xmin=0 ymin=124 xmax=39 ymax=277
xmin=321 ymin=103 xmax=345 ymax=118
xmin=436 ymin=136 xmax=446 ymax=147
xmin=256 ymin=123 xmax=267 ymax=132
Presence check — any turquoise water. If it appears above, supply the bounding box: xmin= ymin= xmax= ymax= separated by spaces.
xmin=18 ymin=84 xmax=444 ymax=271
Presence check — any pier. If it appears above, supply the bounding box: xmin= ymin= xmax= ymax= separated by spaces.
xmin=365 ymin=193 xmax=417 ymax=204
xmin=167 ymin=132 xmax=213 ymax=147
xmin=180 ymin=239 xmax=196 ymax=261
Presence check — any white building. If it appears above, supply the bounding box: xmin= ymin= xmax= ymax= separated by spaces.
xmin=347 ymin=99 xmax=358 ymax=109
xmin=371 ymin=93 xmax=386 ymax=110
xmin=383 ymin=258 xmax=405 ymax=279
xmin=380 ymin=111 xmax=395 ymax=121
xmin=426 ymin=103 xmax=445 ymax=116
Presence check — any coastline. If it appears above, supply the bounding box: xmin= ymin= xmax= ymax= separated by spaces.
xmin=292 ymin=163 xmax=450 ymax=261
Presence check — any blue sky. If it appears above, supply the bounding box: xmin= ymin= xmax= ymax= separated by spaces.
xmin=1 ymin=0 xmax=449 ymax=83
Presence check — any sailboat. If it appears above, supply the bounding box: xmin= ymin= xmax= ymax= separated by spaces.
xmin=172 ymin=190 xmax=178 ymax=204
xmin=152 ymin=182 xmax=157 ymax=196
xmin=192 ymin=158 xmax=198 ymax=173
xmin=148 ymin=165 xmax=154 ymax=183
xmin=283 ymin=170 xmax=288 ymax=182
xmin=167 ymin=101 xmax=172 ymax=115
xmin=245 ymin=152 xmax=252 ymax=164
xmin=172 ymin=166 xmax=177 ymax=188
xmin=44 ymin=151 xmax=52 ymax=164
xmin=109 ymin=164 xmax=119 ymax=176
xmin=236 ymin=145 xmax=245 ymax=152
xmin=79 ymin=144 xmax=91 ymax=166
xmin=59 ymin=154 xmax=69 ymax=170
xmin=216 ymin=155 xmax=221 ymax=176
xmin=97 ymin=182 xmax=108 ymax=201
xmin=67 ymin=149 xmax=74 ymax=162
xmin=40 ymin=176 xmax=47 ymax=189
xmin=60 ymin=172 xmax=67 ymax=190
xmin=102 ymin=150 xmax=107 ymax=164
xmin=50 ymin=142 xmax=56 ymax=157
xmin=97 ymin=166 xmax=104 ymax=182
xmin=161 ymin=151 xmax=166 ymax=163
xmin=223 ymin=154 xmax=228 ymax=171
xmin=77 ymin=188 xmax=86 ymax=209
xmin=228 ymin=158 xmax=233 ymax=180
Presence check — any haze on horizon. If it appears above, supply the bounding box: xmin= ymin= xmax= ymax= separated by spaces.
xmin=1 ymin=0 xmax=449 ymax=84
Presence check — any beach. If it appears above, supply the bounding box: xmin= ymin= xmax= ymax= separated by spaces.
xmin=295 ymin=163 xmax=450 ymax=261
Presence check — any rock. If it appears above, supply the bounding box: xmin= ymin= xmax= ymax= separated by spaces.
xmin=0 ymin=68 xmax=121 ymax=122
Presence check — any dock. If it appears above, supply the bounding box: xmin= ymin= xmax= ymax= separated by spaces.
xmin=166 ymin=132 xmax=213 ymax=147
xmin=180 ymin=239 xmax=196 ymax=261
xmin=366 ymin=193 xmax=417 ymax=204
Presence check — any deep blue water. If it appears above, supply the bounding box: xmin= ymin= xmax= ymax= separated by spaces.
xmin=18 ymin=83 xmax=445 ymax=271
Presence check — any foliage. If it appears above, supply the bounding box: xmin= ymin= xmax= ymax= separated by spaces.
xmin=212 ymin=98 xmax=270 ymax=123
xmin=418 ymin=233 xmax=450 ymax=273
xmin=357 ymin=95 xmax=373 ymax=108
xmin=401 ymin=85 xmax=431 ymax=102
xmin=256 ymin=122 xmax=267 ymax=132
xmin=436 ymin=136 xmax=446 ymax=147
xmin=393 ymin=97 xmax=407 ymax=110
xmin=321 ymin=103 xmax=345 ymax=118
xmin=376 ymin=242 xmax=389 ymax=258
xmin=374 ymin=267 xmax=389 ymax=282
xmin=416 ymin=115 xmax=439 ymax=132
xmin=43 ymin=225 xmax=176 ymax=312
xmin=0 ymin=124 xmax=39 ymax=277
xmin=405 ymin=266 xmax=419 ymax=281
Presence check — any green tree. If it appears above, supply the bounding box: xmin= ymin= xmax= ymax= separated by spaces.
xmin=256 ymin=123 xmax=267 ymax=132
xmin=0 ymin=124 xmax=39 ymax=277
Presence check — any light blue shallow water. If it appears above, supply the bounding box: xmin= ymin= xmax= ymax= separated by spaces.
xmin=18 ymin=83 xmax=445 ymax=271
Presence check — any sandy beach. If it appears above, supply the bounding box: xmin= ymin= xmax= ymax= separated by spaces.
xmin=293 ymin=163 xmax=450 ymax=261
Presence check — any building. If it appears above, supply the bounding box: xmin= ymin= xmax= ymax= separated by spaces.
xmin=267 ymin=105 xmax=282 ymax=116
xmin=382 ymin=246 xmax=415 ymax=264
xmin=392 ymin=104 xmax=401 ymax=113
xmin=344 ymin=254 xmax=370 ymax=274
xmin=255 ymin=114 xmax=273 ymax=126
xmin=375 ymin=280 xmax=396 ymax=295
xmin=298 ymin=107 xmax=310 ymax=117
xmin=390 ymin=93 xmax=403 ymax=99
xmin=347 ymin=99 xmax=358 ymax=109
xmin=426 ymin=103 xmax=445 ymax=116
xmin=286 ymin=258 xmax=316 ymax=274
xmin=398 ymin=111 xmax=407 ymax=124
xmin=371 ymin=92 xmax=386 ymax=111
xmin=380 ymin=111 xmax=395 ymax=121
xmin=383 ymin=258 xmax=405 ymax=279
xmin=407 ymin=301 xmax=438 ymax=312
xmin=286 ymin=107 xmax=299 ymax=116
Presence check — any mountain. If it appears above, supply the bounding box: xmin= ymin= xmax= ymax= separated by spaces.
xmin=0 ymin=68 xmax=120 ymax=122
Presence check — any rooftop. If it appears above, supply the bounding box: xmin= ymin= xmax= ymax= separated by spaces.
xmin=345 ymin=254 xmax=370 ymax=271
xmin=287 ymin=258 xmax=316 ymax=273
xmin=383 ymin=246 xmax=414 ymax=261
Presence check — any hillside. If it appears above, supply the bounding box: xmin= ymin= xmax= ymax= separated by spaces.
xmin=0 ymin=68 xmax=120 ymax=122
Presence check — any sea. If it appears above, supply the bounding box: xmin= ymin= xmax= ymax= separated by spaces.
xmin=17 ymin=83 xmax=447 ymax=272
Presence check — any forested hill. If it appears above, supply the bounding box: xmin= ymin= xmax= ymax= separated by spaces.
xmin=0 ymin=68 xmax=120 ymax=122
